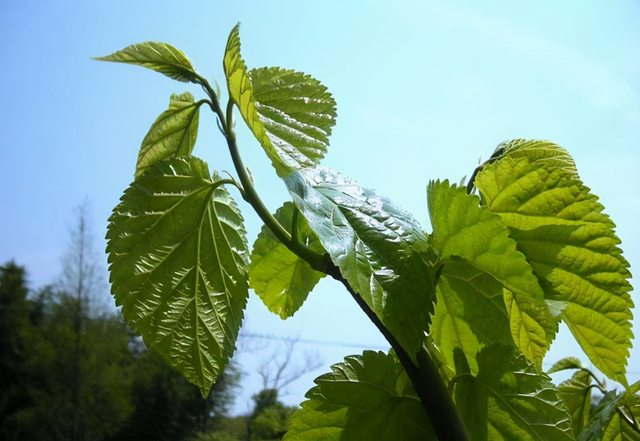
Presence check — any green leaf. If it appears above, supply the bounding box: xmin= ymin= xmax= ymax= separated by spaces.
xmin=249 ymin=67 xmax=337 ymax=168
xmin=454 ymin=345 xmax=574 ymax=441
xmin=431 ymin=261 xmax=514 ymax=376
xmin=428 ymin=180 xmax=556 ymax=369
xmin=284 ymin=167 xmax=434 ymax=361
xmin=548 ymin=357 xmax=585 ymax=374
xmin=223 ymin=25 xmax=337 ymax=176
xmin=94 ymin=42 xmax=198 ymax=82
xmin=135 ymin=92 xmax=203 ymax=178
xmin=558 ymin=369 xmax=592 ymax=438
xmin=248 ymin=202 xmax=326 ymax=319
xmin=284 ymin=351 xmax=434 ymax=440
xmin=601 ymin=382 xmax=640 ymax=441
xmin=578 ymin=383 xmax=640 ymax=441
xmin=475 ymin=139 xmax=634 ymax=385
xmin=106 ymin=157 xmax=249 ymax=396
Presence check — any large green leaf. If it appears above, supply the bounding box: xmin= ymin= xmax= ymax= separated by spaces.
xmin=428 ymin=180 xmax=556 ymax=369
xmin=454 ymin=345 xmax=574 ymax=441
xmin=106 ymin=157 xmax=249 ymax=396
xmin=94 ymin=42 xmax=198 ymax=82
xmin=135 ymin=92 xmax=203 ymax=178
xmin=223 ymin=25 xmax=337 ymax=176
xmin=475 ymin=139 xmax=634 ymax=385
xmin=248 ymin=202 xmax=326 ymax=319
xmin=284 ymin=167 xmax=434 ymax=361
xmin=284 ymin=351 xmax=434 ymax=440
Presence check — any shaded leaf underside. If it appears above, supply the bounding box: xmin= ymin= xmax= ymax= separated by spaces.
xmin=248 ymin=202 xmax=325 ymax=319
xmin=285 ymin=351 xmax=434 ymax=440
xmin=455 ymin=345 xmax=574 ymax=441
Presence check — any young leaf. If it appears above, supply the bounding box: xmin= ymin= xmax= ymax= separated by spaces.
xmin=454 ymin=345 xmax=574 ymax=441
xmin=249 ymin=67 xmax=337 ymax=167
xmin=475 ymin=139 xmax=634 ymax=386
xmin=223 ymin=25 xmax=337 ymax=176
xmin=428 ymin=180 xmax=556 ymax=369
xmin=579 ymin=383 xmax=640 ymax=441
xmin=284 ymin=167 xmax=434 ymax=361
xmin=558 ymin=369 xmax=593 ymax=438
xmin=94 ymin=42 xmax=198 ymax=82
xmin=135 ymin=92 xmax=203 ymax=177
xmin=106 ymin=157 xmax=249 ymax=396
xmin=248 ymin=202 xmax=326 ymax=319
xmin=548 ymin=357 xmax=585 ymax=374
xmin=284 ymin=351 xmax=434 ymax=440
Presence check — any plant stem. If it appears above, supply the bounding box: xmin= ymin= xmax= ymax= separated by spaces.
xmin=214 ymin=98 xmax=326 ymax=272
xmin=323 ymin=262 xmax=470 ymax=441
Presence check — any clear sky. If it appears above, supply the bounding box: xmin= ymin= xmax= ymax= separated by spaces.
xmin=1 ymin=0 xmax=639 ymax=415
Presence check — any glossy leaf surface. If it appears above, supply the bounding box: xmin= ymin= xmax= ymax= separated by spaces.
xmin=249 ymin=202 xmax=325 ymax=319
xmin=428 ymin=180 xmax=556 ymax=369
xmin=135 ymin=92 xmax=202 ymax=177
xmin=94 ymin=42 xmax=198 ymax=82
xmin=455 ymin=345 xmax=574 ymax=441
xmin=475 ymin=139 xmax=634 ymax=385
xmin=284 ymin=167 xmax=434 ymax=360
xmin=223 ymin=26 xmax=336 ymax=176
xmin=106 ymin=157 xmax=249 ymax=395
xmin=285 ymin=351 xmax=434 ymax=440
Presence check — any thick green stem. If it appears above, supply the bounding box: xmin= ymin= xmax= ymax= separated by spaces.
xmin=323 ymin=262 xmax=470 ymax=441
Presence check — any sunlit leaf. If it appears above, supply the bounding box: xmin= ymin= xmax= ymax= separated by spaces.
xmin=428 ymin=180 xmax=556 ymax=369
xmin=135 ymin=92 xmax=203 ymax=177
xmin=285 ymin=351 xmax=434 ymax=440
xmin=94 ymin=42 xmax=198 ymax=82
xmin=249 ymin=202 xmax=325 ymax=319
xmin=284 ymin=166 xmax=434 ymax=361
xmin=454 ymin=345 xmax=574 ymax=441
xmin=106 ymin=157 xmax=249 ymax=396
xmin=475 ymin=139 xmax=634 ymax=385
xmin=250 ymin=67 xmax=337 ymax=167
xmin=223 ymin=25 xmax=337 ymax=176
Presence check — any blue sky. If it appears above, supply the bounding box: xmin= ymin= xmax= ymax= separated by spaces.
xmin=1 ymin=0 xmax=639 ymax=414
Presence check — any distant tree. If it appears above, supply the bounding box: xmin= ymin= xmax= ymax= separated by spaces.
xmin=0 ymin=261 xmax=31 ymax=440
xmin=257 ymin=339 xmax=321 ymax=394
xmin=109 ymin=347 xmax=241 ymax=441
xmin=14 ymin=288 xmax=134 ymax=441
xmin=58 ymin=199 xmax=103 ymax=441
